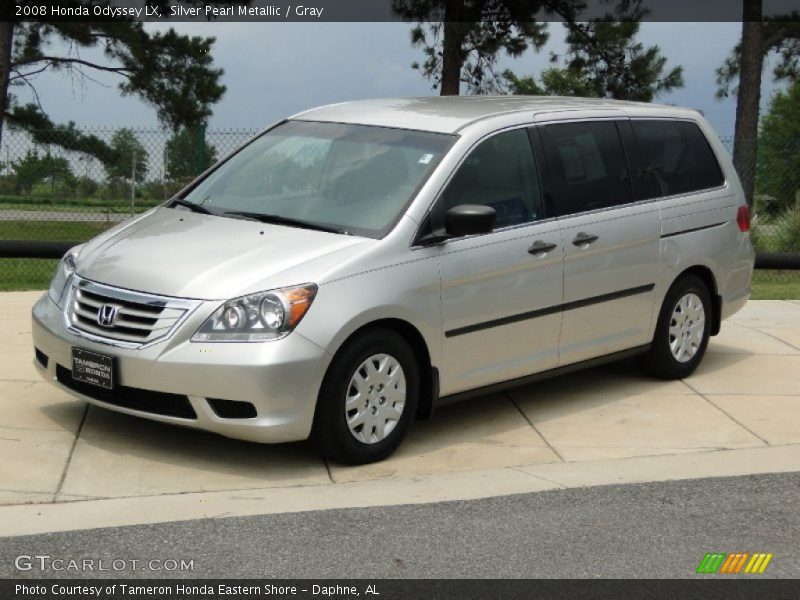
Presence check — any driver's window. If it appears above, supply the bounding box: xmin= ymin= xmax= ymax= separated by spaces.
xmin=439 ymin=128 xmax=543 ymax=230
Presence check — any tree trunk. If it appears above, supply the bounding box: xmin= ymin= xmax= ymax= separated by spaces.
xmin=0 ymin=22 xmax=14 ymax=150
xmin=732 ymin=0 xmax=763 ymax=205
xmin=440 ymin=0 xmax=462 ymax=96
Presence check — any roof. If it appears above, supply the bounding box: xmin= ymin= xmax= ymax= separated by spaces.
xmin=291 ymin=96 xmax=689 ymax=134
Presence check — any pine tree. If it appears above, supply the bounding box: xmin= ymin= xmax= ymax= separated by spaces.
xmin=0 ymin=11 xmax=228 ymax=152
xmin=392 ymin=0 xmax=559 ymax=95
xmin=503 ymin=8 xmax=684 ymax=101
xmin=715 ymin=0 xmax=800 ymax=205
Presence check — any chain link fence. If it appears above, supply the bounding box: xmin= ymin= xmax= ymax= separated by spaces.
xmin=0 ymin=125 xmax=259 ymax=218
xmin=0 ymin=128 xmax=797 ymax=298
xmin=717 ymin=137 xmax=800 ymax=299
xmin=0 ymin=125 xmax=259 ymax=290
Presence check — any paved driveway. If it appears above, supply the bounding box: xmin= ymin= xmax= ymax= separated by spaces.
xmin=1 ymin=292 xmax=799 ymax=536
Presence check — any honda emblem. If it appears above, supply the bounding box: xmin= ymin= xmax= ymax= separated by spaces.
xmin=97 ymin=304 xmax=118 ymax=327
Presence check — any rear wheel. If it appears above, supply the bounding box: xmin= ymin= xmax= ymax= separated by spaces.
xmin=641 ymin=274 xmax=712 ymax=380
xmin=312 ymin=328 xmax=419 ymax=464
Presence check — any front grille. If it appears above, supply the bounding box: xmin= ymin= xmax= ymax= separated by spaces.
xmin=67 ymin=278 xmax=199 ymax=347
xmin=56 ymin=364 xmax=197 ymax=419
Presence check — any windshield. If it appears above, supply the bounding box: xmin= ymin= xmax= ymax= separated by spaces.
xmin=178 ymin=120 xmax=454 ymax=238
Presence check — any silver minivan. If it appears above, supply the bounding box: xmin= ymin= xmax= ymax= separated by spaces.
xmin=32 ymin=97 xmax=755 ymax=464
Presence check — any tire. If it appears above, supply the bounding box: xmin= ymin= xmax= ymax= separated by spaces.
xmin=640 ymin=274 xmax=713 ymax=380
xmin=312 ymin=328 xmax=419 ymax=465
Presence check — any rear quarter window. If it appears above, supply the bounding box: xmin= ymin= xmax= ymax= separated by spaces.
xmin=632 ymin=120 xmax=724 ymax=199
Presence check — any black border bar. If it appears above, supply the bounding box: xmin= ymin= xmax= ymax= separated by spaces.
xmin=755 ymin=253 xmax=800 ymax=270
xmin=0 ymin=240 xmax=81 ymax=259
xmin=4 ymin=579 xmax=800 ymax=600
xmin=6 ymin=0 xmax=800 ymax=23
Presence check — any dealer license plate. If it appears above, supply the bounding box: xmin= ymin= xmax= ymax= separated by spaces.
xmin=71 ymin=348 xmax=114 ymax=390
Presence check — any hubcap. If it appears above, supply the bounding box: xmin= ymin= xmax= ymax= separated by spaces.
xmin=668 ymin=292 xmax=706 ymax=363
xmin=344 ymin=353 xmax=406 ymax=444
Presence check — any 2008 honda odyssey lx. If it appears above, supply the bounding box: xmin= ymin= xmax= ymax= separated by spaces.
xmin=32 ymin=96 xmax=755 ymax=464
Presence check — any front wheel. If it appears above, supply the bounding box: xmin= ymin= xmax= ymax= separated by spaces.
xmin=312 ymin=328 xmax=419 ymax=464
xmin=640 ymin=274 xmax=712 ymax=380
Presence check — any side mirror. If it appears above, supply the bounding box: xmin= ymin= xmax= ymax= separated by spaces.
xmin=445 ymin=204 xmax=496 ymax=237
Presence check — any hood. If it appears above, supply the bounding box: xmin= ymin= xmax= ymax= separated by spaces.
xmin=76 ymin=208 xmax=373 ymax=299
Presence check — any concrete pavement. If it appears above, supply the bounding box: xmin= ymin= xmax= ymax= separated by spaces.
xmin=1 ymin=291 xmax=799 ymax=536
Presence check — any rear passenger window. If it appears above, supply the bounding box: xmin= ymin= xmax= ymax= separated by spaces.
xmin=538 ymin=121 xmax=632 ymax=217
xmin=632 ymin=120 xmax=724 ymax=198
xmin=440 ymin=128 xmax=543 ymax=229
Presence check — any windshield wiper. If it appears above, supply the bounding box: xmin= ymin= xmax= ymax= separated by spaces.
xmin=168 ymin=198 xmax=215 ymax=214
xmin=224 ymin=211 xmax=350 ymax=235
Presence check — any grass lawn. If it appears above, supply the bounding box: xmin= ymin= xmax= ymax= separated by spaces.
xmin=0 ymin=259 xmax=58 ymax=291
xmin=750 ymin=270 xmax=800 ymax=300
xmin=0 ymin=203 xmax=153 ymax=214
xmin=0 ymin=220 xmax=114 ymax=291
xmin=0 ymin=220 xmax=115 ymax=242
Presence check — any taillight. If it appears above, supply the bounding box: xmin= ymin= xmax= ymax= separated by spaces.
xmin=737 ymin=205 xmax=751 ymax=232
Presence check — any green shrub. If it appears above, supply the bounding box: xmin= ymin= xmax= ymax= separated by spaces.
xmin=772 ymin=204 xmax=800 ymax=253
xmin=753 ymin=194 xmax=784 ymax=219
xmin=749 ymin=220 xmax=767 ymax=252
xmin=749 ymin=215 xmax=778 ymax=252
xmin=77 ymin=176 xmax=99 ymax=197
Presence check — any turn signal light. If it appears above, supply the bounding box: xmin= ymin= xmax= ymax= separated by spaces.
xmin=737 ymin=205 xmax=751 ymax=233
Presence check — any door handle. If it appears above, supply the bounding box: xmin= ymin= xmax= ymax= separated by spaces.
xmin=528 ymin=241 xmax=558 ymax=255
xmin=572 ymin=232 xmax=599 ymax=246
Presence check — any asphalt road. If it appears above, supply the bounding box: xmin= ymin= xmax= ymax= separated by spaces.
xmin=2 ymin=472 xmax=798 ymax=579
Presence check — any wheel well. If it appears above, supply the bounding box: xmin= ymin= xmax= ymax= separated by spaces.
xmin=337 ymin=319 xmax=437 ymax=421
xmin=677 ymin=265 xmax=722 ymax=336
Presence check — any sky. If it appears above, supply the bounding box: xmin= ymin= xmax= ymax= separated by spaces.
xmin=12 ymin=21 xmax=788 ymax=141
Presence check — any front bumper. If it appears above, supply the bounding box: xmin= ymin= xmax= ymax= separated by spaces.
xmin=31 ymin=292 xmax=331 ymax=443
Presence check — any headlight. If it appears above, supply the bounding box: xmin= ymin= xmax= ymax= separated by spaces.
xmin=48 ymin=245 xmax=83 ymax=308
xmin=191 ymin=284 xmax=318 ymax=342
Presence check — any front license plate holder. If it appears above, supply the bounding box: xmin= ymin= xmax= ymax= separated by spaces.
xmin=71 ymin=348 xmax=114 ymax=390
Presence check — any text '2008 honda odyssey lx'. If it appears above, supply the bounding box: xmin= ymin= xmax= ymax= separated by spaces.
xmin=32 ymin=96 xmax=755 ymax=464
